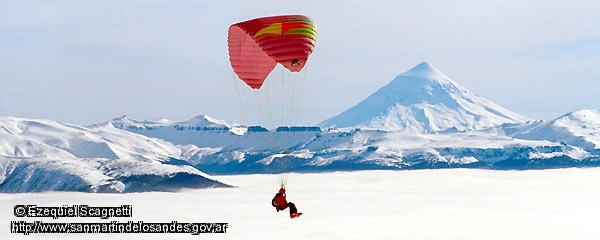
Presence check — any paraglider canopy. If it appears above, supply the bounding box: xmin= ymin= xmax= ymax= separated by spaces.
xmin=227 ymin=15 xmax=317 ymax=89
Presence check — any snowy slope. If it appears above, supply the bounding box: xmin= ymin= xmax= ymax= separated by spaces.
xmin=174 ymin=115 xmax=247 ymax=135
xmin=0 ymin=117 xmax=229 ymax=192
xmin=105 ymin=114 xmax=597 ymax=174
xmin=1 ymin=107 xmax=596 ymax=192
xmin=512 ymin=109 xmax=600 ymax=152
xmin=319 ymin=62 xmax=531 ymax=132
xmin=121 ymin=124 xmax=591 ymax=174
xmin=104 ymin=115 xmax=173 ymax=130
xmin=104 ymin=115 xmax=247 ymax=135
xmin=0 ymin=157 xmax=225 ymax=193
xmin=0 ymin=116 xmax=183 ymax=162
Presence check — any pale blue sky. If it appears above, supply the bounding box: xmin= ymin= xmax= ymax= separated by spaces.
xmin=1 ymin=1 xmax=599 ymax=126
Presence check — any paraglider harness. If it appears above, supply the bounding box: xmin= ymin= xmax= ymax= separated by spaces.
xmin=272 ymin=187 xmax=288 ymax=211
xmin=271 ymin=187 xmax=301 ymax=218
xmin=272 ymin=192 xmax=286 ymax=210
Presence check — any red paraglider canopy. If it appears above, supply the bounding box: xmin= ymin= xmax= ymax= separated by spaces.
xmin=227 ymin=15 xmax=317 ymax=89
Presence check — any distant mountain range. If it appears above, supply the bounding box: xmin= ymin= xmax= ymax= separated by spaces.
xmin=1 ymin=62 xmax=599 ymax=192
xmin=0 ymin=117 xmax=229 ymax=193
xmin=102 ymin=62 xmax=600 ymax=173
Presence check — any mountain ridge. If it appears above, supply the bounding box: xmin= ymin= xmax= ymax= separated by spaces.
xmin=2 ymin=62 xmax=600 ymax=192
xmin=0 ymin=116 xmax=230 ymax=193
xmin=512 ymin=109 xmax=600 ymax=152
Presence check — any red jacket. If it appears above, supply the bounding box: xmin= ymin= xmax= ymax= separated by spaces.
xmin=272 ymin=188 xmax=287 ymax=210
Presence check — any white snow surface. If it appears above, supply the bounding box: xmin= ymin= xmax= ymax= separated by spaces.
xmin=2 ymin=169 xmax=600 ymax=240
xmin=512 ymin=109 xmax=600 ymax=151
xmin=0 ymin=116 xmax=220 ymax=192
xmin=319 ymin=62 xmax=531 ymax=132
xmin=104 ymin=114 xmax=247 ymax=135
xmin=103 ymin=115 xmax=594 ymax=172
xmin=102 ymin=115 xmax=173 ymax=129
xmin=0 ymin=116 xmax=183 ymax=162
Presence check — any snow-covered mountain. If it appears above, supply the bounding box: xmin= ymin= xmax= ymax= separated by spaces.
xmin=319 ymin=62 xmax=531 ymax=132
xmin=98 ymin=62 xmax=599 ymax=174
xmin=511 ymin=109 xmax=600 ymax=153
xmin=0 ymin=117 xmax=229 ymax=193
xmin=106 ymin=115 xmax=594 ymax=174
xmin=3 ymin=62 xmax=600 ymax=192
xmin=106 ymin=115 xmax=318 ymax=151
xmin=104 ymin=115 xmax=173 ymax=130
xmin=105 ymin=115 xmax=248 ymax=135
